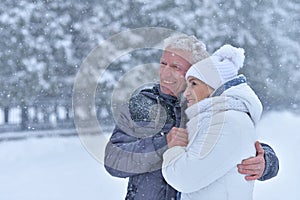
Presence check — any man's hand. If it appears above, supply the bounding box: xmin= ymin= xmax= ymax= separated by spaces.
xmin=237 ymin=141 xmax=265 ymax=180
xmin=166 ymin=127 xmax=188 ymax=148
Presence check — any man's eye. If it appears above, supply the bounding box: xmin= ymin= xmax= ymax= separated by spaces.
xmin=160 ymin=60 xmax=166 ymax=65
xmin=171 ymin=65 xmax=182 ymax=71
xmin=191 ymin=81 xmax=197 ymax=86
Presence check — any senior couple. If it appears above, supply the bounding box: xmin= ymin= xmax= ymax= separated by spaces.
xmin=104 ymin=34 xmax=279 ymax=200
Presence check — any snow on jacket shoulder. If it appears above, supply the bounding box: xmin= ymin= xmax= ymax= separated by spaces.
xmin=162 ymin=82 xmax=262 ymax=200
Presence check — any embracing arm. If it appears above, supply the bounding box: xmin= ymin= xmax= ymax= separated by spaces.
xmin=104 ymin=103 xmax=168 ymax=178
xmin=104 ymin=126 xmax=167 ymax=178
xmin=237 ymin=142 xmax=279 ymax=181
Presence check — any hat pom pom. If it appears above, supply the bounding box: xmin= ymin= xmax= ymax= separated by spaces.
xmin=212 ymin=44 xmax=245 ymax=70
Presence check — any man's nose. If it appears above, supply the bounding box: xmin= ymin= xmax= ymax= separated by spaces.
xmin=162 ymin=65 xmax=172 ymax=75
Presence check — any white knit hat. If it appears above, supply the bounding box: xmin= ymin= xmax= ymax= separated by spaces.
xmin=185 ymin=44 xmax=245 ymax=90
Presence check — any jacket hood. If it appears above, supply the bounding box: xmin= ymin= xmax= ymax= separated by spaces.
xmin=221 ymin=83 xmax=263 ymax=125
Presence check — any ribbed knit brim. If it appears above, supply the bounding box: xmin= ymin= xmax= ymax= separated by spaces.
xmin=185 ymin=44 xmax=245 ymax=90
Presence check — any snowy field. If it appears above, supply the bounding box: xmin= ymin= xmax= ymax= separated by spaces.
xmin=0 ymin=111 xmax=299 ymax=200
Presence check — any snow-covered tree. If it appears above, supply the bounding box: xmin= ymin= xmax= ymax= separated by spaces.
xmin=0 ymin=0 xmax=299 ymax=114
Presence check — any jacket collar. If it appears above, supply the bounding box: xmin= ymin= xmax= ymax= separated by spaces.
xmin=211 ymin=75 xmax=247 ymax=97
xmin=141 ymin=84 xmax=179 ymax=106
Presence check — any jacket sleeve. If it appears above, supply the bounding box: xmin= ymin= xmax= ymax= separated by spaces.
xmin=162 ymin=112 xmax=256 ymax=193
xmin=258 ymin=143 xmax=279 ymax=181
xmin=104 ymin=103 xmax=168 ymax=178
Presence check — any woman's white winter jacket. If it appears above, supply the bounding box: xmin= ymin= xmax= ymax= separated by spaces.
xmin=162 ymin=79 xmax=263 ymax=200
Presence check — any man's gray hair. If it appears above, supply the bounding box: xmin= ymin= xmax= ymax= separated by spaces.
xmin=164 ymin=34 xmax=209 ymax=65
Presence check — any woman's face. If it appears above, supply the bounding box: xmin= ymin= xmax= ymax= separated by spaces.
xmin=184 ymin=76 xmax=213 ymax=107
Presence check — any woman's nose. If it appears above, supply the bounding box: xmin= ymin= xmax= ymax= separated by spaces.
xmin=183 ymin=87 xmax=189 ymax=98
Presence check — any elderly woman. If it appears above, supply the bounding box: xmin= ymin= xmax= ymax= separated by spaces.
xmin=162 ymin=44 xmax=262 ymax=199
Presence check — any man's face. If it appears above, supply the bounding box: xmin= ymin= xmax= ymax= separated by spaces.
xmin=159 ymin=48 xmax=192 ymax=97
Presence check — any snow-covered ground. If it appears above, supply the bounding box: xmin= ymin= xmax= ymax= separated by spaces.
xmin=0 ymin=111 xmax=299 ymax=200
